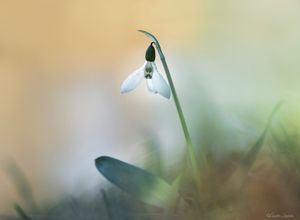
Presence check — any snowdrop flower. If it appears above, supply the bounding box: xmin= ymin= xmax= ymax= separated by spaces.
xmin=121 ymin=43 xmax=171 ymax=99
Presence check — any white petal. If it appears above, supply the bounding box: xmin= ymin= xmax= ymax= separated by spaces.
xmin=120 ymin=63 xmax=145 ymax=94
xmin=151 ymin=63 xmax=171 ymax=99
xmin=146 ymin=79 xmax=157 ymax=93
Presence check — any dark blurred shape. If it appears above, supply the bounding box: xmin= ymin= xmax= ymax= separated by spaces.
xmin=3 ymin=159 xmax=37 ymax=212
xmin=14 ymin=204 xmax=31 ymax=220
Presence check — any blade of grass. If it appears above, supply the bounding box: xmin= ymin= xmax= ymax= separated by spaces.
xmin=138 ymin=30 xmax=204 ymax=181
xmin=14 ymin=204 xmax=32 ymax=220
xmin=242 ymin=101 xmax=283 ymax=169
xmin=222 ymin=101 xmax=284 ymax=195
xmin=3 ymin=160 xmax=37 ymax=212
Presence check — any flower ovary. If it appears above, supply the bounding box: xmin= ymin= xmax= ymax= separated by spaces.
xmin=145 ymin=43 xmax=156 ymax=61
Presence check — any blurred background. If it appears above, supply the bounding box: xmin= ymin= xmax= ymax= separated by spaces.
xmin=0 ymin=0 xmax=300 ymax=214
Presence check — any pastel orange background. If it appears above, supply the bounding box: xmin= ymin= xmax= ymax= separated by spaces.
xmin=1 ymin=0 xmax=300 ymax=213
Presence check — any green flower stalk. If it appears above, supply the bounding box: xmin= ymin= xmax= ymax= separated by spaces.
xmin=137 ymin=30 xmax=204 ymax=179
xmin=120 ymin=30 xmax=206 ymax=182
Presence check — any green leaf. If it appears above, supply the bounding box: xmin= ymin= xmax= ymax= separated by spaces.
xmin=95 ymin=156 xmax=182 ymax=209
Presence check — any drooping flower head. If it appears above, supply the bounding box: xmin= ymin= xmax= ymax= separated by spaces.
xmin=121 ymin=43 xmax=171 ymax=99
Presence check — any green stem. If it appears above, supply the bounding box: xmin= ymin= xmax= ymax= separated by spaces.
xmin=160 ymin=56 xmax=198 ymax=170
xmin=138 ymin=30 xmax=202 ymax=175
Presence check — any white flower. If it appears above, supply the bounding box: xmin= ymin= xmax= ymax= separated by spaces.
xmin=120 ymin=43 xmax=171 ymax=99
